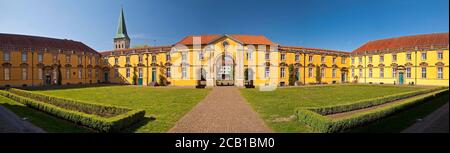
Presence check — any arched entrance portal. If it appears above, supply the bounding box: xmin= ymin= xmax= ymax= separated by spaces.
xmin=216 ymin=55 xmax=234 ymax=86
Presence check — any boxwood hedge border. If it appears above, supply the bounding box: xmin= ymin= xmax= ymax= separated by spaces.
xmin=0 ymin=90 xmax=145 ymax=132
xmin=296 ymin=87 xmax=448 ymax=133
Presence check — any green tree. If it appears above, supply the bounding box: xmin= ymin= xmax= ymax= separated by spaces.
xmin=315 ymin=65 xmax=321 ymax=84
xmin=288 ymin=64 xmax=295 ymax=86
xmin=132 ymin=67 xmax=137 ymax=85
xmin=159 ymin=62 xmax=167 ymax=86
xmin=56 ymin=64 xmax=62 ymax=85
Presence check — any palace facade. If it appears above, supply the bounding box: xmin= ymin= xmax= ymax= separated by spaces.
xmin=0 ymin=33 xmax=104 ymax=87
xmin=0 ymin=8 xmax=448 ymax=88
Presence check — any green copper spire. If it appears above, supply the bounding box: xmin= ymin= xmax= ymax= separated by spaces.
xmin=115 ymin=7 xmax=129 ymax=39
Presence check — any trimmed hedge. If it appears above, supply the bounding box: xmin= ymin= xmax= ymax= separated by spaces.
xmin=7 ymin=88 xmax=129 ymax=117
xmin=309 ymin=86 xmax=447 ymax=115
xmin=0 ymin=90 xmax=145 ymax=132
xmin=296 ymin=88 xmax=448 ymax=133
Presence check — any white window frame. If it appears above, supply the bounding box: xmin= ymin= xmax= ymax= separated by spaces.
xmin=421 ymin=67 xmax=426 ymax=78
xmin=332 ymin=68 xmax=336 ymax=78
xmin=406 ymin=67 xmax=411 ymax=78
xmin=22 ymin=68 xmax=27 ymax=80
xmin=437 ymin=67 xmax=443 ymax=79
xmin=265 ymin=66 xmax=270 ymax=78
xmin=280 ymin=67 xmax=285 ymax=78
xmin=380 ymin=68 xmax=384 ymax=78
xmin=66 ymin=68 xmax=70 ymax=79
xmin=38 ymin=53 xmax=43 ymax=63
xmin=369 ymin=68 xmax=373 ymax=78
xmin=421 ymin=52 xmax=427 ymax=60
xmin=4 ymin=67 xmax=10 ymax=80
xmin=3 ymin=51 xmax=10 ymax=61
xmin=38 ymin=68 xmax=43 ymax=80
xmin=308 ymin=68 xmax=313 ymax=78
xmin=21 ymin=51 xmax=27 ymax=62
xmin=126 ymin=68 xmax=130 ymax=78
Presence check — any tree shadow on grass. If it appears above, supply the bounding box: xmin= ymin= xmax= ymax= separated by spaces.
xmin=121 ymin=116 xmax=156 ymax=133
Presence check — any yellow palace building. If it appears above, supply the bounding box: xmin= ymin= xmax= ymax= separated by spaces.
xmin=0 ymin=8 xmax=448 ymax=88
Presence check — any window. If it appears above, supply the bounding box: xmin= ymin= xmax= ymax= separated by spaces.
xmin=53 ymin=54 xmax=58 ymax=63
xmin=421 ymin=52 xmax=427 ymax=60
xmin=321 ymin=56 xmax=325 ymax=63
xmin=4 ymin=67 xmax=10 ymax=80
xmin=21 ymin=51 xmax=27 ymax=62
xmin=95 ymin=69 xmax=99 ymax=79
xmin=126 ymin=56 xmax=130 ymax=64
xmin=78 ymin=68 xmax=82 ymax=79
xmin=280 ymin=67 xmax=285 ymax=78
xmin=114 ymin=68 xmax=119 ymax=78
xmin=351 ymin=68 xmax=355 ymax=77
xmin=265 ymin=52 xmax=270 ymax=60
xmin=421 ymin=67 xmax=426 ymax=78
xmin=38 ymin=53 xmax=43 ymax=63
xmin=341 ymin=57 xmax=346 ymax=64
xmin=308 ymin=68 xmax=313 ymax=78
xmin=437 ymin=52 xmax=443 ymax=60
xmin=295 ymin=54 xmax=300 ymax=62
xmin=392 ymin=68 xmax=397 ymax=78
xmin=22 ymin=68 xmax=27 ymax=80
xmin=309 ymin=55 xmax=313 ymax=63
xmin=88 ymin=69 xmax=92 ymax=78
xmin=437 ymin=67 xmax=443 ymax=79
xmin=182 ymin=52 xmax=187 ymax=61
xmin=265 ymin=66 xmax=270 ymax=78
xmin=3 ymin=51 xmax=10 ymax=61
xmin=321 ymin=68 xmax=325 ymax=78
xmin=138 ymin=56 xmax=143 ymax=64
xmin=406 ymin=53 xmax=411 ymax=61
xmin=66 ymin=68 xmax=70 ymax=79
xmin=368 ymin=56 xmax=372 ymax=63
xmin=166 ymin=67 xmax=171 ymax=77
xmin=138 ymin=68 xmax=143 ymax=78
xmin=332 ymin=57 xmax=336 ymax=64
xmin=332 ymin=68 xmax=336 ymax=78
xmin=351 ymin=58 xmax=355 ymax=64
xmin=246 ymin=50 xmax=252 ymax=60
xmin=67 ymin=55 xmax=72 ymax=63
xmin=38 ymin=69 xmax=43 ymax=80
xmin=53 ymin=69 xmax=57 ymax=80
xmin=358 ymin=57 xmax=362 ymax=64
xmin=199 ymin=52 xmax=204 ymax=60
xmin=280 ymin=54 xmax=286 ymax=61
xmin=78 ymin=56 xmax=82 ymax=65
xmin=182 ymin=67 xmax=187 ymax=79
xmin=115 ymin=57 xmax=119 ymax=65
xmin=380 ymin=55 xmax=384 ymax=62
xmin=380 ymin=68 xmax=384 ymax=78
xmin=392 ymin=54 xmax=397 ymax=62
xmin=126 ymin=68 xmax=130 ymax=78
xmin=406 ymin=67 xmax=411 ymax=78
xmin=88 ymin=57 xmax=92 ymax=65
xmin=152 ymin=55 xmax=156 ymax=63
xmin=95 ymin=57 xmax=99 ymax=65
xmin=369 ymin=68 xmax=373 ymax=78
xmin=359 ymin=68 xmax=363 ymax=78
xmin=166 ymin=54 xmax=171 ymax=61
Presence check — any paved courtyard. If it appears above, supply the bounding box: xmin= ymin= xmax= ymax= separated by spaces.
xmin=0 ymin=106 xmax=45 ymax=133
xmin=169 ymin=87 xmax=272 ymax=133
xmin=402 ymin=102 xmax=449 ymax=133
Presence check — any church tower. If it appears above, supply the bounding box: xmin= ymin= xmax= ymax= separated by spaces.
xmin=113 ymin=7 xmax=130 ymax=50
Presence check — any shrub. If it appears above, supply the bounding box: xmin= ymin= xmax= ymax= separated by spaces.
xmin=296 ymin=88 xmax=448 ymax=133
xmin=0 ymin=90 xmax=145 ymax=132
xmin=310 ymin=87 xmax=447 ymax=115
xmin=7 ymin=88 xmax=129 ymax=117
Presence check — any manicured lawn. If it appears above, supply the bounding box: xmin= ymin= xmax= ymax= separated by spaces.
xmin=239 ymin=85 xmax=427 ymax=132
xmin=347 ymin=90 xmax=449 ymax=133
xmin=33 ymin=86 xmax=210 ymax=133
xmin=0 ymin=96 xmax=93 ymax=133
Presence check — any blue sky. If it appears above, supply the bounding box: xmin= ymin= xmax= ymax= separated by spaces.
xmin=0 ymin=0 xmax=448 ymax=52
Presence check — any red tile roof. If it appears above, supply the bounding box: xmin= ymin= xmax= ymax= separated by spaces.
xmin=353 ymin=33 xmax=449 ymax=53
xmin=279 ymin=45 xmax=350 ymax=55
xmin=0 ymin=33 xmax=98 ymax=54
xmin=100 ymin=45 xmax=173 ymax=56
xmin=175 ymin=34 xmax=276 ymax=45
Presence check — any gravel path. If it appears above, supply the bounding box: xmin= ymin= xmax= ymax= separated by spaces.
xmin=402 ymin=102 xmax=449 ymax=133
xmin=0 ymin=106 xmax=46 ymax=133
xmin=169 ymin=87 xmax=272 ymax=133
